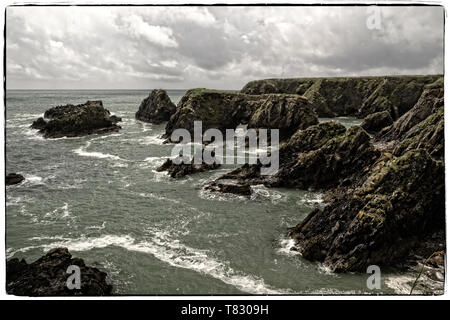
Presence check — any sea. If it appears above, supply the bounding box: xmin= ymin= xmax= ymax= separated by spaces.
xmin=5 ymin=89 xmax=421 ymax=295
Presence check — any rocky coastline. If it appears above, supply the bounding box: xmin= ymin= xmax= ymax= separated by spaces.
xmin=9 ymin=75 xmax=445 ymax=295
xmin=157 ymin=76 xmax=445 ymax=280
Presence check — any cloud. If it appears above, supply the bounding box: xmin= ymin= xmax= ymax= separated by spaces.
xmin=6 ymin=6 xmax=444 ymax=90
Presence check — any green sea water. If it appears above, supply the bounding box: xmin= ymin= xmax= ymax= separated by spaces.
xmin=5 ymin=90 xmax=417 ymax=295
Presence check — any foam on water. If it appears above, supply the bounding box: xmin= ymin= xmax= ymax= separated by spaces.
xmin=73 ymin=141 xmax=123 ymax=161
xmin=277 ymin=238 xmax=300 ymax=256
xmin=32 ymin=233 xmax=294 ymax=294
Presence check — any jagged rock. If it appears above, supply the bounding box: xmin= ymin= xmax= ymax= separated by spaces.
xmin=6 ymin=173 xmax=25 ymax=186
xmin=393 ymin=107 xmax=444 ymax=161
xmin=7 ymin=248 xmax=112 ymax=296
xmin=241 ymin=76 xmax=441 ymax=118
xmin=156 ymin=157 xmax=220 ymax=178
xmin=361 ymin=111 xmax=393 ymax=134
xmin=271 ymin=126 xmax=380 ymax=189
xmin=215 ymin=122 xmax=348 ymax=186
xmin=109 ymin=115 xmax=122 ymax=124
xmin=163 ymin=89 xmax=261 ymax=141
xmin=247 ymin=94 xmax=318 ymax=140
xmin=135 ymin=89 xmax=176 ymax=124
xmin=289 ymin=149 xmax=444 ymax=272
xmin=205 ymin=182 xmax=252 ymax=196
xmin=31 ymin=101 xmax=121 ymax=139
xmin=31 ymin=117 xmax=46 ymax=130
xmin=381 ymin=86 xmax=444 ymax=142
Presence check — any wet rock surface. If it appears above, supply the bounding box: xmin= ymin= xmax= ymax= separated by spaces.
xmin=135 ymin=89 xmax=176 ymax=124
xmin=31 ymin=100 xmax=121 ymax=139
xmin=7 ymin=248 xmax=112 ymax=296
xmin=6 ymin=173 xmax=25 ymax=186
xmin=156 ymin=157 xmax=221 ymax=178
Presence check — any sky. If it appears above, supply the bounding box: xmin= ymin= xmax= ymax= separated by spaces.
xmin=6 ymin=5 xmax=444 ymax=90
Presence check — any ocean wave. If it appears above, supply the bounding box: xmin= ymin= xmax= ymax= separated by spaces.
xmin=23 ymin=128 xmax=44 ymax=141
xmin=73 ymin=142 xmax=124 ymax=161
xmin=277 ymin=238 xmax=300 ymax=256
xmin=251 ymin=185 xmax=286 ymax=204
xmin=296 ymin=193 xmax=324 ymax=207
xmin=33 ymin=233 xmax=294 ymax=294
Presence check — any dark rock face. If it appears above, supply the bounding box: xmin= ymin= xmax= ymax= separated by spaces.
xmin=271 ymin=126 xmax=380 ymax=189
xmin=6 ymin=173 xmax=25 ymax=186
xmin=156 ymin=157 xmax=220 ymax=178
xmin=135 ymin=89 xmax=176 ymax=124
xmin=7 ymin=248 xmax=112 ymax=296
xmin=31 ymin=101 xmax=121 ymax=139
xmin=205 ymin=182 xmax=252 ymax=197
xmin=361 ymin=111 xmax=393 ymax=134
xmin=163 ymin=89 xmax=260 ymax=141
xmin=247 ymin=94 xmax=318 ymax=140
xmin=290 ymin=149 xmax=444 ymax=272
xmin=287 ymin=80 xmax=445 ymax=272
xmin=241 ymin=76 xmax=441 ymax=119
xmin=381 ymin=86 xmax=444 ymax=142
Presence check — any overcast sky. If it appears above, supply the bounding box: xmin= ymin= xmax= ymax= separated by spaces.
xmin=6 ymin=6 xmax=444 ymax=90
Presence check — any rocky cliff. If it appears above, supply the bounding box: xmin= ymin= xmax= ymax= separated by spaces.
xmin=241 ymin=75 xmax=441 ymax=119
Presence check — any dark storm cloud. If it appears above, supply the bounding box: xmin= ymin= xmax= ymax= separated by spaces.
xmin=6 ymin=6 xmax=444 ymax=90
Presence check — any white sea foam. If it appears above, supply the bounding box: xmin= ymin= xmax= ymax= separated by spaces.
xmin=277 ymin=238 xmax=300 ymax=256
xmin=296 ymin=193 xmax=324 ymax=207
xmin=35 ymin=233 xmax=294 ymax=294
xmin=73 ymin=142 xmax=124 ymax=162
xmin=23 ymin=174 xmax=45 ymax=186
xmin=23 ymin=128 xmax=44 ymax=141
xmin=251 ymin=185 xmax=285 ymax=204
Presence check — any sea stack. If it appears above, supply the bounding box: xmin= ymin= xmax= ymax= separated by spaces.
xmin=31 ymin=100 xmax=121 ymax=139
xmin=135 ymin=89 xmax=177 ymax=124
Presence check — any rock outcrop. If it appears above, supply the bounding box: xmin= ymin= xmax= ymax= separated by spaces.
xmin=286 ymin=80 xmax=445 ymax=272
xmin=163 ymin=89 xmax=257 ymax=141
xmin=289 ymin=149 xmax=444 ymax=272
xmin=241 ymin=75 xmax=441 ymax=119
xmin=7 ymin=248 xmax=112 ymax=296
xmin=213 ymin=122 xmax=378 ymax=190
xmin=31 ymin=101 xmax=121 ymax=138
xmin=6 ymin=173 xmax=25 ymax=186
xmin=163 ymin=89 xmax=319 ymax=143
xmin=247 ymin=94 xmax=318 ymax=140
xmin=156 ymin=157 xmax=220 ymax=178
xmin=361 ymin=111 xmax=393 ymax=134
xmin=204 ymin=182 xmax=252 ymax=197
xmin=135 ymin=89 xmax=176 ymax=124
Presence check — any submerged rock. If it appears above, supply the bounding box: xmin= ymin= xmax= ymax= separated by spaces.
xmin=289 ymin=149 xmax=444 ymax=272
xmin=7 ymin=248 xmax=112 ymax=296
xmin=6 ymin=173 xmax=25 ymax=186
xmin=135 ymin=89 xmax=176 ymax=124
xmin=156 ymin=157 xmax=220 ymax=178
xmin=31 ymin=100 xmax=121 ymax=139
xmin=205 ymin=182 xmax=252 ymax=197
xmin=361 ymin=111 xmax=393 ymax=134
